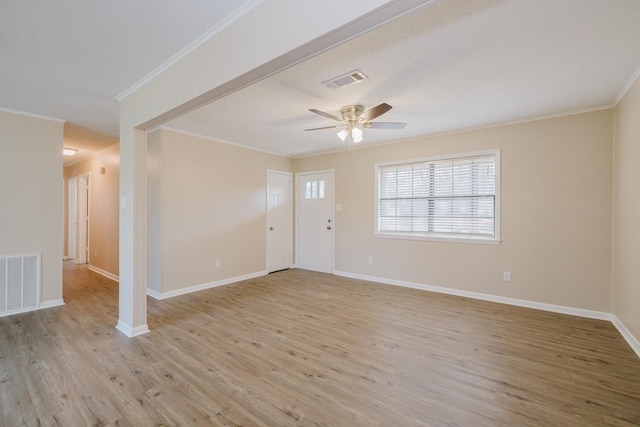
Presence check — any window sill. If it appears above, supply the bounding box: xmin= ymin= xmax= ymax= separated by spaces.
xmin=374 ymin=232 xmax=501 ymax=245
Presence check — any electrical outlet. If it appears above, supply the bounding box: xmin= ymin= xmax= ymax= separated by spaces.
xmin=503 ymin=271 xmax=511 ymax=282
xmin=215 ymin=259 xmax=221 ymax=268
xmin=368 ymin=256 xmax=373 ymax=265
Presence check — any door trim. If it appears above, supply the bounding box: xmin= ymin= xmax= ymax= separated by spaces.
xmin=295 ymin=169 xmax=335 ymax=274
xmin=76 ymin=173 xmax=90 ymax=264
xmin=67 ymin=176 xmax=78 ymax=259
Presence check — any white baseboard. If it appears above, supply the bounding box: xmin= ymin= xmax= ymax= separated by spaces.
xmin=611 ymin=315 xmax=640 ymax=358
xmin=89 ymin=265 xmax=119 ymax=282
xmin=334 ymin=270 xmax=610 ymax=320
xmin=333 ymin=270 xmax=639 ymax=358
xmin=146 ymin=288 xmax=162 ymax=300
xmin=0 ymin=299 xmax=65 ymax=318
xmin=146 ymin=270 xmax=268 ymax=300
xmin=39 ymin=299 xmax=65 ymax=309
xmin=116 ymin=320 xmax=150 ymax=338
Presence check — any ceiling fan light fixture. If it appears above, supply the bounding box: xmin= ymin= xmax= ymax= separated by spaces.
xmin=351 ymin=127 xmax=363 ymax=143
xmin=307 ymin=102 xmax=405 ymax=149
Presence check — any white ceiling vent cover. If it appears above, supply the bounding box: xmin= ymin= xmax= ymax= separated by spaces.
xmin=322 ymin=69 xmax=368 ymax=89
xmin=0 ymin=253 xmax=40 ymax=317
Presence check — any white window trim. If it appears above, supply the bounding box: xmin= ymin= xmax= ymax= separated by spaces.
xmin=374 ymin=149 xmax=501 ymax=244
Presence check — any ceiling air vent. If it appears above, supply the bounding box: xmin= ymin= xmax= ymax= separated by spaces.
xmin=322 ymin=69 xmax=368 ymax=89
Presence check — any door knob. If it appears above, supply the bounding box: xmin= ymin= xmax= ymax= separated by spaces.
xmin=269 ymin=227 xmax=274 ymax=231
xmin=327 ymin=226 xmax=332 ymax=230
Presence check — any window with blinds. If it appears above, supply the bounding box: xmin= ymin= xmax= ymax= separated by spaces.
xmin=375 ymin=150 xmax=499 ymax=242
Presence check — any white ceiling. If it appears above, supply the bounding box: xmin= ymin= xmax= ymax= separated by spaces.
xmin=3 ymin=1 xmax=640 ymax=163
xmin=0 ymin=0 xmax=259 ymax=165
xmin=166 ymin=0 xmax=640 ymax=157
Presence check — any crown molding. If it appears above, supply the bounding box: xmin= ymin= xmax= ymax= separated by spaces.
xmin=115 ymin=0 xmax=263 ymax=101
xmin=0 ymin=106 xmax=66 ymax=123
xmin=160 ymin=126 xmax=292 ymax=158
xmin=614 ymin=63 xmax=640 ymax=106
xmin=64 ymin=142 xmax=120 ymax=168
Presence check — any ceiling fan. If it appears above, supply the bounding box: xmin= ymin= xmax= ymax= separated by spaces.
xmin=304 ymin=103 xmax=406 ymax=146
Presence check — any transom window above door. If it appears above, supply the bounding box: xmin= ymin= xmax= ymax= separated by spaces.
xmin=305 ymin=180 xmax=325 ymax=199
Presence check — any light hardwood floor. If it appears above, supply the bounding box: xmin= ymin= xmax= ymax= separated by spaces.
xmin=1 ymin=262 xmax=639 ymax=426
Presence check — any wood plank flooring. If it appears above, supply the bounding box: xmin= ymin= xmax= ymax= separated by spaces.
xmin=1 ymin=262 xmax=639 ymax=426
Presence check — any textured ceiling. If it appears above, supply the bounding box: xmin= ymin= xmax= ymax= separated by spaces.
xmin=166 ymin=0 xmax=640 ymax=157
xmin=3 ymin=0 xmax=640 ymax=164
xmin=0 ymin=0 xmax=259 ymax=165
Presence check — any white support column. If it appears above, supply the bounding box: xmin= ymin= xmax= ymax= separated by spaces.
xmin=117 ymin=127 xmax=149 ymax=337
xmin=114 ymin=0 xmax=431 ymax=338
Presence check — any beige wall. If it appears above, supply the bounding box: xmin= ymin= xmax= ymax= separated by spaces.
xmin=65 ymin=144 xmax=120 ymax=277
xmin=116 ymin=1 xmax=436 ymax=332
xmin=152 ymin=128 xmax=292 ymax=293
xmin=295 ymin=110 xmax=613 ymax=312
xmin=613 ymin=76 xmax=640 ymax=340
xmin=0 ymin=110 xmax=64 ymax=303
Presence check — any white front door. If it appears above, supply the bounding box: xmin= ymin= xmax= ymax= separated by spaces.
xmin=296 ymin=170 xmax=334 ymax=273
xmin=267 ymin=170 xmax=292 ymax=273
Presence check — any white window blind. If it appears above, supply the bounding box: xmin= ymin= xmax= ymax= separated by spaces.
xmin=376 ymin=151 xmax=498 ymax=241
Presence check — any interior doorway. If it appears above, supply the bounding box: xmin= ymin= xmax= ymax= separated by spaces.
xmin=267 ymin=170 xmax=293 ymax=273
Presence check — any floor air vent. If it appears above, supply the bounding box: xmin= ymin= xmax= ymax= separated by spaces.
xmin=0 ymin=253 xmax=40 ymax=316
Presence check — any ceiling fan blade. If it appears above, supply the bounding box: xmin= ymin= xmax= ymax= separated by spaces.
xmin=361 ymin=103 xmax=392 ymax=121
xmin=366 ymin=121 xmax=406 ymax=129
xmin=309 ymin=108 xmax=342 ymax=121
xmin=304 ymin=125 xmax=343 ymax=131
